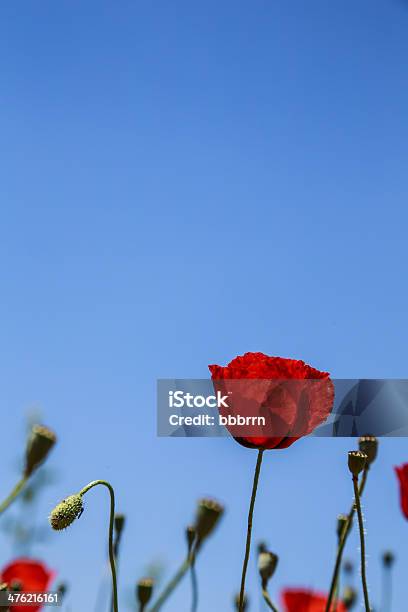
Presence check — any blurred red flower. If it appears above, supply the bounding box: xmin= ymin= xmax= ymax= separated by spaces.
xmin=0 ymin=559 xmax=55 ymax=612
xmin=209 ymin=352 xmax=334 ymax=450
xmin=395 ymin=463 xmax=408 ymax=519
xmin=282 ymin=588 xmax=346 ymax=611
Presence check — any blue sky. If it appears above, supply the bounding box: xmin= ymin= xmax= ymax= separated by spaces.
xmin=1 ymin=0 xmax=408 ymax=610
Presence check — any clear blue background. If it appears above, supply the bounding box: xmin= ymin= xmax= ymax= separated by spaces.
xmin=1 ymin=0 xmax=408 ymax=610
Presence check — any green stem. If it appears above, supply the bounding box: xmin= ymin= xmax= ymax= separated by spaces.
xmin=0 ymin=476 xmax=28 ymax=516
xmin=353 ymin=475 xmax=370 ymax=612
xmin=79 ymin=481 xmax=118 ymax=612
xmin=262 ymin=586 xmax=279 ymax=611
xmin=238 ymin=449 xmax=264 ymax=612
xmin=325 ymin=467 xmax=369 ymax=612
xmin=190 ymin=540 xmax=198 ymax=612
xmin=148 ymin=544 xmax=199 ymax=612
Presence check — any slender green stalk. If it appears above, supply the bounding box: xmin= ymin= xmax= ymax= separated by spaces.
xmin=381 ymin=564 xmax=393 ymax=612
xmin=325 ymin=468 xmax=369 ymax=612
xmin=190 ymin=541 xmax=198 ymax=612
xmin=0 ymin=477 xmax=28 ymax=516
xmin=353 ymin=475 xmax=370 ymax=611
xmin=79 ymin=481 xmax=118 ymax=612
xmin=149 ymin=544 xmax=199 ymax=612
xmin=262 ymin=587 xmax=279 ymax=611
xmin=238 ymin=449 xmax=264 ymax=612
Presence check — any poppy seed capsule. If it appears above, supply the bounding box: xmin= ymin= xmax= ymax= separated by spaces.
xmin=348 ymin=451 xmax=367 ymax=477
xmin=382 ymin=551 xmax=395 ymax=567
xmin=359 ymin=435 xmax=378 ymax=465
xmin=24 ymin=425 xmax=57 ymax=477
xmin=194 ymin=498 xmax=224 ymax=541
xmin=337 ymin=514 xmax=349 ymax=540
xmin=114 ymin=514 xmax=126 ymax=534
xmin=342 ymin=586 xmax=357 ymax=609
xmin=258 ymin=551 xmax=278 ymax=587
xmin=137 ymin=578 xmax=154 ymax=606
xmin=50 ymin=494 xmax=83 ymax=530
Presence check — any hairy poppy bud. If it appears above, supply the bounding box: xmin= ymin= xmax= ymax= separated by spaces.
xmin=348 ymin=451 xmax=367 ymax=476
xmin=258 ymin=551 xmax=278 ymax=587
xmin=114 ymin=514 xmax=126 ymax=534
xmin=382 ymin=550 xmax=395 ymax=567
xmin=194 ymin=498 xmax=224 ymax=542
xmin=186 ymin=525 xmax=196 ymax=553
xmin=337 ymin=514 xmax=349 ymax=540
xmin=234 ymin=593 xmax=249 ymax=611
xmin=24 ymin=425 xmax=56 ymax=477
xmin=49 ymin=494 xmax=83 ymax=530
xmin=343 ymin=586 xmax=357 ymax=609
xmin=359 ymin=435 xmax=378 ymax=465
xmin=137 ymin=578 xmax=154 ymax=607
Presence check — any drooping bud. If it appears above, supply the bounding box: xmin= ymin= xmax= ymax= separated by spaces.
xmin=194 ymin=498 xmax=224 ymax=542
xmin=24 ymin=425 xmax=57 ymax=477
xmin=337 ymin=514 xmax=349 ymax=541
xmin=137 ymin=578 xmax=154 ymax=608
xmin=49 ymin=494 xmax=83 ymax=530
xmin=234 ymin=593 xmax=248 ymax=611
xmin=186 ymin=525 xmax=196 ymax=554
xmin=359 ymin=435 xmax=378 ymax=465
xmin=382 ymin=550 xmax=395 ymax=568
xmin=258 ymin=550 xmax=278 ymax=587
xmin=343 ymin=586 xmax=357 ymax=609
xmin=348 ymin=451 xmax=367 ymax=477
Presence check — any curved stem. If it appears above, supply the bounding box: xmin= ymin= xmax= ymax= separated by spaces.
xmin=0 ymin=477 xmax=28 ymax=516
xmin=238 ymin=449 xmax=264 ymax=612
xmin=325 ymin=467 xmax=369 ymax=612
xmin=262 ymin=586 xmax=279 ymax=611
xmin=353 ymin=475 xmax=370 ymax=612
xmin=79 ymin=481 xmax=118 ymax=612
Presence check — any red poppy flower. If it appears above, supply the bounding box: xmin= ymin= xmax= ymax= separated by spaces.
xmin=395 ymin=463 xmax=408 ymax=519
xmin=0 ymin=559 xmax=55 ymax=612
xmin=209 ymin=352 xmax=334 ymax=450
xmin=282 ymin=588 xmax=346 ymax=612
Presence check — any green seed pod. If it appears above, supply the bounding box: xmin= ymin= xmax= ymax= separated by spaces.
xmin=382 ymin=550 xmax=395 ymax=567
xmin=348 ymin=451 xmax=367 ymax=477
xmin=343 ymin=585 xmax=357 ymax=609
xmin=114 ymin=514 xmax=126 ymax=535
xmin=359 ymin=435 xmax=378 ymax=465
xmin=50 ymin=494 xmax=83 ymax=530
xmin=337 ymin=514 xmax=349 ymax=541
xmin=137 ymin=578 xmax=154 ymax=607
xmin=24 ymin=425 xmax=57 ymax=477
xmin=258 ymin=551 xmax=278 ymax=587
xmin=194 ymin=498 xmax=224 ymax=542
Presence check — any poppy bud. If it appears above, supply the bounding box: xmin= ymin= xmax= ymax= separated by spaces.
xmin=348 ymin=451 xmax=367 ymax=477
xmin=337 ymin=514 xmax=349 ymax=540
xmin=186 ymin=525 xmax=196 ymax=553
xmin=382 ymin=550 xmax=395 ymax=567
xmin=343 ymin=559 xmax=354 ymax=574
xmin=258 ymin=551 xmax=278 ymax=587
xmin=234 ymin=593 xmax=248 ymax=610
xmin=137 ymin=578 xmax=154 ymax=607
xmin=194 ymin=498 xmax=224 ymax=542
xmin=49 ymin=494 xmax=83 ymax=530
xmin=56 ymin=583 xmax=68 ymax=598
xmin=24 ymin=425 xmax=56 ymax=477
xmin=343 ymin=586 xmax=357 ymax=609
xmin=358 ymin=435 xmax=378 ymax=465
xmin=114 ymin=514 xmax=126 ymax=535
